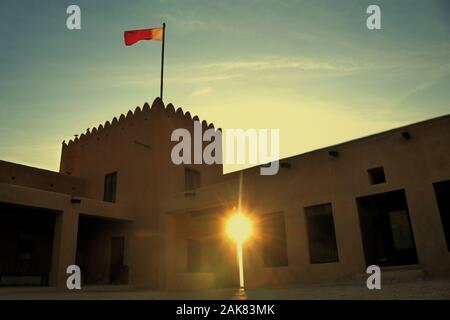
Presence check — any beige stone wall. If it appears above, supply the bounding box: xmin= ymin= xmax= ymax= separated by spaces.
xmin=240 ymin=115 xmax=450 ymax=287
xmin=160 ymin=115 xmax=450 ymax=289
xmin=0 ymin=160 xmax=85 ymax=196
xmin=59 ymin=98 xmax=229 ymax=288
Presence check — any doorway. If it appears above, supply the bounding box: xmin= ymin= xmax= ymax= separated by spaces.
xmin=187 ymin=207 xmax=238 ymax=288
xmin=433 ymin=180 xmax=450 ymax=251
xmin=357 ymin=190 xmax=418 ymax=267
xmin=110 ymin=236 xmax=125 ymax=284
xmin=76 ymin=216 xmax=128 ymax=285
xmin=0 ymin=203 xmax=55 ymax=286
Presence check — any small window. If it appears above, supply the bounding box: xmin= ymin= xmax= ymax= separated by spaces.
xmin=261 ymin=212 xmax=289 ymax=267
xmin=104 ymin=172 xmax=117 ymax=202
xmin=305 ymin=203 xmax=339 ymax=264
xmin=185 ymin=168 xmax=200 ymax=191
xmin=368 ymin=167 xmax=386 ymax=185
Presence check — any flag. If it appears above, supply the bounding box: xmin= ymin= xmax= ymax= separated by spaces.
xmin=123 ymin=23 xmax=166 ymax=100
xmin=124 ymin=28 xmax=163 ymax=46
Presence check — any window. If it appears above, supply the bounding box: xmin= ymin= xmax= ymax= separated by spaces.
xmin=104 ymin=172 xmax=117 ymax=202
xmin=368 ymin=167 xmax=386 ymax=185
xmin=433 ymin=180 xmax=450 ymax=251
xmin=261 ymin=212 xmax=289 ymax=267
xmin=305 ymin=203 xmax=339 ymax=264
xmin=185 ymin=168 xmax=200 ymax=191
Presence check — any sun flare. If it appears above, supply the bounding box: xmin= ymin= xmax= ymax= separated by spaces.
xmin=226 ymin=213 xmax=253 ymax=243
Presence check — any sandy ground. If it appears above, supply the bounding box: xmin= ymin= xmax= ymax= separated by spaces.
xmin=1 ymin=278 xmax=450 ymax=300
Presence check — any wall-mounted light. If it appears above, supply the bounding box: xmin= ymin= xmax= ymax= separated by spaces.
xmin=280 ymin=162 xmax=291 ymax=169
xmin=328 ymin=150 xmax=339 ymax=158
xmin=70 ymin=198 xmax=81 ymax=204
xmin=401 ymin=131 xmax=411 ymax=140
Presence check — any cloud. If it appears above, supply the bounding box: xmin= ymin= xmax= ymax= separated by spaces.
xmin=191 ymin=87 xmax=213 ymax=97
xmin=185 ymin=73 xmax=242 ymax=83
xmin=61 ymin=54 xmax=368 ymax=90
xmin=200 ymin=56 xmax=363 ymax=73
xmin=392 ymin=65 xmax=450 ymax=109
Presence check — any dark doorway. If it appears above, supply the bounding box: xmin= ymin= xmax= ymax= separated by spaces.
xmin=357 ymin=190 xmax=418 ymax=267
xmin=0 ymin=203 xmax=55 ymax=286
xmin=76 ymin=216 xmax=128 ymax=285
xmin=110 ymin=236 xmax=125 ymax=284
xmin=187 ymin=237 xmax=238 ymax=288
xmin=433 ymin=180 xmax=450 ymax=251
xmin=188 ymin=207 xmax=238 ymax=288
xmin=207 ymin=239 xmax=238 ymax=288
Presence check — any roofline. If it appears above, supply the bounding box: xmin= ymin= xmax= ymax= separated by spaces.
xmin=239 ymin=113 xmax=450 ymax=173
xmin=0 ymin=159 xmax=65 ymax=176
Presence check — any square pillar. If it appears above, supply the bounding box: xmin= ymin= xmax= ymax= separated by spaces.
xmin=405 ymin=184 xmax=450 ymax=275
xmin=49 ymin=208 xmax=79 ymax=288
xmin=332 ymin=197 xmax=367 ymax=276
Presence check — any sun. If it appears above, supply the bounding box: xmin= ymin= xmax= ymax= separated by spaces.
xmin=226 ymin=213 xmax=253 ymax=243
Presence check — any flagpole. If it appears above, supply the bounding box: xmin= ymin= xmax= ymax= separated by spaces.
xmin=160 ymin=22 xmax=166 ymax=101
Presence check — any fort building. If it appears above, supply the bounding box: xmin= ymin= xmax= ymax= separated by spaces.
xmin=1 ymin=98 xmax=449 ymax=289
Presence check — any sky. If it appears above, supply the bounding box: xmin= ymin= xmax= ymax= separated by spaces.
xmin=0 ymin=0 xmax=449 ymax=172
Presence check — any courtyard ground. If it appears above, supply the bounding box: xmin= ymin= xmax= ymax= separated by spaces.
xmin=1 ymin=277 xmax=450 ymax=300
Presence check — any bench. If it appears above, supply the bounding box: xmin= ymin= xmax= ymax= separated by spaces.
xmin=0 ymin=273 xmax=49 ymax=286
